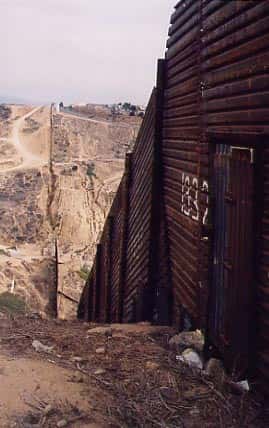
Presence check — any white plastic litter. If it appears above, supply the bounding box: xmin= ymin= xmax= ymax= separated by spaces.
xmin=177 ymin=348 xmax=203 ymax=370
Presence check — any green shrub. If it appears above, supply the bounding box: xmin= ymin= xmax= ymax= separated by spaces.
xmin=77 ymin=266 xmax=90 ymax=281
xmin=86 ymin=162 xmax=96 ymax=179
xmin=0 ymin=292 xmax=26 ymax=314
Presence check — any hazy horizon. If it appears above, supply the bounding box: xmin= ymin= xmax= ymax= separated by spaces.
xmin=0 ymin=1 xmax=176 ymax=106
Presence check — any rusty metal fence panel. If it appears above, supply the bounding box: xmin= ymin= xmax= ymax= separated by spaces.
xmin=123 ymin=89 xmax=157 ymax=322
xmin=109 ymin=165 xmax=131 ymax=323
xmin=98 ymin=216 xmax=113 ymax=323
xmin=202 ymin=0 xmax=269 ymax=136
xmin=78 ymin=255 xmax=98 ymax=322
xmin=201 ymin=0 xmax=269 ymax=395
xmin=109 ymin=182 xmax=125 ymax=322
xmin=256 ymin=146 xmax=269 ymax=396
xmin=162 ymin=0 xmax=202 ymax=327
xmin=78 ymin=0 xmax=269 ymax=396
xmin=78 ymin=86 xmax=164 ymax=324
xmin=208 ymin=146 xmax=255 ymax=376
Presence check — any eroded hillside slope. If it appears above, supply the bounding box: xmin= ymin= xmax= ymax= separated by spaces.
xmin=0 ymin=104 xmax=140 ymax=318
xmin=51 ymin=111 xmax=140 ymax=318
xmin=0 ymin=105 xmax=56 ymax=315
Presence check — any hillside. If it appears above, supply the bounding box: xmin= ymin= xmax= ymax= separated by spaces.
xmin=0 ymin=103 xmax=140 ymax=318
xmin=51 ymin=109 xmax=140 ymax=318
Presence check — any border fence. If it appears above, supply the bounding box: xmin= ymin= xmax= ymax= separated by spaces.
xmin=78 ymin=0 xmax=269 ymax=395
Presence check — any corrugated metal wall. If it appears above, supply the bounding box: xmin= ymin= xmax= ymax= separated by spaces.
xmin=201 ymin=0 xmax=269 ymax=395
xmin=202 ymin=0 xmax=269 ymax=136
xmin=109 ymin=178 xmax=128 ymax=323
xmin=123 ymin=90 xmax=157 ymax=322
xmin=98 ymin=217 xmax=113 ymax=323
xmin=257 ymin=147 xmax=269 ymax=395
xmin=163 ymin=0 xmax=202 ymax=328
xmin=78 ymin=0 xmax=269 ymax=395
xmin=79 ymin=86 xmax=166 ymax=324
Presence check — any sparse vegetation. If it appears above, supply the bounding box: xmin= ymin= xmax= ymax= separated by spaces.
xmin=122 ymin=102 xmax=132 ymax=111
xmin=77 ymin=265 xmax=90 ymax=281
xmin=0 ymin=292 xmax=26 ymax=314
xmin=120 ymin=102 xmax=145 ymax=117
xmin=23 ymin=117 xmax=40 ymax=133
xmin=86 ymin=162 xmax=96 ymax=179
xmin=0 ymin=104 xmax=11 ymax=120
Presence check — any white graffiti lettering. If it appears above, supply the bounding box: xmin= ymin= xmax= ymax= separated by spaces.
xmin=181 ymin=173 xmax=209 ymax=224
xmin=202 ymin=180 xmax=209 ymax=225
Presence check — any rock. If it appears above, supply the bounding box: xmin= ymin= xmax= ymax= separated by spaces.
xmin=145 ymin=361 xmax=159 ymax=370
xmin=228 ymin=379 xmax=250 ymax=395
xmin=57 ymin=419 xmax=68 ymax=428
xmin=43 ymin=404 xmax=53 ymax=416
xmin=169 ymin=330 xmax=204 ymax=353
xmin=32 ymin=340 xmax=54 ymax=354
xmin=72 ymin=356 xmax=85 ymax=363
xmin=237 ymin=380 xmax=250 ymax=392
xmin=178 ymin=348 xmax=203 ymax=370
xmin=95 ymin=347 xmax=105 ymax=354
xmin=87 ymin=326 xmax=112 ymax=336
xmin=204 ymin=358 xmax=226 ymax=384
xmin=94 ymin=368 xmax=106 ymax=375
xmin=27 ymin=312 xmax=42 ymax=320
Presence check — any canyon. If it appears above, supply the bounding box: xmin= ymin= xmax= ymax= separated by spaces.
xmin=0 ymin=103 xmax=140 ymax=318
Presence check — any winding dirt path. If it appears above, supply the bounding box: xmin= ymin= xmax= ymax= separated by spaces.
xmin=0 ymin=106 xmax=48 ymax=173
xmin=58 ymin=110 xmax=133 ymax=129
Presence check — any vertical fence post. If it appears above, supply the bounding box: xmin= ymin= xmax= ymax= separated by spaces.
xmin=106 ymin=215 xmax=114 ymax=322
xmin=197 ymin=0 xmax=211 ymax=330
xmin=119 ymin=153 xmax=132 ymax=322
xmin=146 ymin=58 xmax=171 ymax=324
xmin=94 ymin=244 xmax=102 ymax=322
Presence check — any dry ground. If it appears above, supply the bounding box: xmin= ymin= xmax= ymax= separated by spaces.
xmin=0 ymin=313 xmax=268 ymax=428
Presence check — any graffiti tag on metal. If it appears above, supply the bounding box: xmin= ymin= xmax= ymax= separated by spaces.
xmin=181 ymin=173 xmax=209 ymax=225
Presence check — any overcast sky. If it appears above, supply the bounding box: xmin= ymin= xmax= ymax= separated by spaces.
xmin=0 ymin=0 xmax=176 ymax=105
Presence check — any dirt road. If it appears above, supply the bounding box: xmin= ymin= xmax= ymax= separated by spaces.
xmin=58 ymin=110 xmax=134 ymax=129
xmin=11 ymin=107 xmax=43 ymax=166
xmin=0 ymin=106 xmax=48 ymax=173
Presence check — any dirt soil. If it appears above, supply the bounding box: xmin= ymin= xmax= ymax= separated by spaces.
xmin=0 ymin=313 xmax=268 ymax=428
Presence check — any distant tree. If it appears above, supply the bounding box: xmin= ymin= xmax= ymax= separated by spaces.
xmin=122 ymin=102 xmax=131 ymax=111
xmin=86 ymin=162 xmax=96 ymax=178
xmin=59 ymin=102 xmax=64 ymax=108
xmin=129 ymin=105 xmax=137 ymax=116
